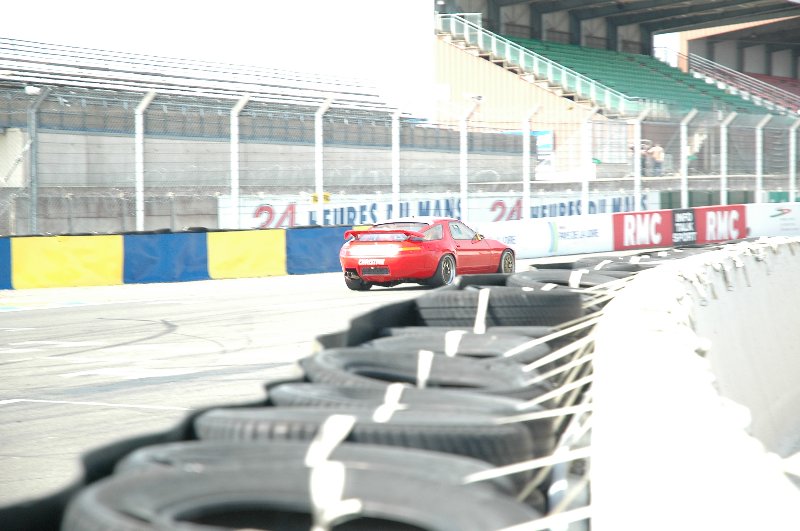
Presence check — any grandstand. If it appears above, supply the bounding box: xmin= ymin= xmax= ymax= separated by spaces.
xmin=506 ymin=35 xmax=769 ymax=115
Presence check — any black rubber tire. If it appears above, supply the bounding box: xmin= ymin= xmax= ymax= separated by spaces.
xmin=345 ymin=275 xmax=372 ymax=291
xmin=571 ymin=256 xmax=650 ymax=272
xmin=379 ymin=325 xmax=558 ymax=338
xmin=427 ymin=254 xmax=456 ymax=287
xmin=266 ymin=383 xmax=556 ymax=458
xmin=497 ymin=249 xmax=515 ymax=274
xmin=298 ymin=348 xmax=553 ymax=401
xmin=114 ymin=439 xmax=518 ymax=495
xmin=415 ymin=286 xmax=584 ymax=327
xmin=360 ymin=331 xmax=551 ymax=364
xmin=62 ymin=466 xmax=542 ymax=531
xmin=193 ymin=406 xmax=535 ymax=470
xmin=507 ymin=269 xmax=619 ymax=288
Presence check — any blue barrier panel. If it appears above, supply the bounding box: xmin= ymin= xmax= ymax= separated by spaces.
xmin=123 ymin=232 xmax=209 ymax=284
xmin=286 ymin=226 xmax=349 ymax=275
xmin=0 ymin=237 xmax=10 ymax=290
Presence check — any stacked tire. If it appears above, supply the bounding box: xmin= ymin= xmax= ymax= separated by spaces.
xmin=4 ymin=263 xmax=641 ymax=530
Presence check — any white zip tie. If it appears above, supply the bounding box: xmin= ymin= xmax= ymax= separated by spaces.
xmin=444 ymin=329 xmax=467 ymax=357
xmin=520 ymin=335 xmax=594 ymax=373
xmin=568 ymin=269 xmax=587 ymax=288
xmin=416 ymin=349 xmax=434 ymax=389
xmin=501 ymin=317 xmax=600 ymax=360
xmin=518 ymin=375 xmax=593 ymax=408
xmin=593 ymin=259 xmax=613 ymax=270
xmin=309 ymin=460 xmax=363 ymax=531
xmin=498 ymin=402 xmax=593 ymax=421
xmin=462 ymin=446 xmax=591 ymax=484
xmin=304 ymin=414 xmax=357 ymax=468
xmin=372 ymin=383 xmax=408 ymax=423
xmin=525 ymin=353 xmax=594 ymax=386
xmin=541 ymin=282 xmax=558 ymax=291
xmin=473 ymin=287 xmax=491 ymax=334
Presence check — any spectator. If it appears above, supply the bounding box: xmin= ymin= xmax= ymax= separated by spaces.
xmin=648 ymin=143 xmax=665 ymax=176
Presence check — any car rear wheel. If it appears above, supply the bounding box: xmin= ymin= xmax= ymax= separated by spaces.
xmin=497 ymin=249 xmax=515 ymax=274
xmin=429 ymin=254 xmax=455 ymax=287
xmin=344 ymin=275 xmax=372 ymax=291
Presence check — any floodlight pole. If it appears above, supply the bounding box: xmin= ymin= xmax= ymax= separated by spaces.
xmin=315 ymin=98 xmax=333 ymax=226
xmin=135 ymin=91 xmax=156 ymax=232
xmin=719 ymin=112 xmax=737 ymax=206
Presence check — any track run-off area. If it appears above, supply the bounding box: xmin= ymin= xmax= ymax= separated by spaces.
xmin=0 ymin=259 xmax=542 ymax=507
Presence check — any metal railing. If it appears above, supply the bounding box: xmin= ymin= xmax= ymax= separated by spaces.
xmin=686 ymin=52 xmax=800 ymax=115
xmin=0 ymin=38 xmax=394 ymax=113
xmin=435 ymin=14 xmax=646 ymax=117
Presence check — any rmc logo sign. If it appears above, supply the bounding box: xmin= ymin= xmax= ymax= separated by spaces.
xmin=613 ymin=210 xmax=674 ymax=250
xmin=693 ymin=205 xmax=747 ymax=243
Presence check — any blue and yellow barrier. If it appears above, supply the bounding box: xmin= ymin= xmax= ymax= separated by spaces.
xmin=0 ymin=226 xmax=353 ymax=290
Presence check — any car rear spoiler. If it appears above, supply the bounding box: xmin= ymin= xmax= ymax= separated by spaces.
xmin=343 ymin=229 xmax=426 ymax=240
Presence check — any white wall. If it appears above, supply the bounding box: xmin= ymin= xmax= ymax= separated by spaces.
xmin=593 ymin=239 xmax=800 ymax=530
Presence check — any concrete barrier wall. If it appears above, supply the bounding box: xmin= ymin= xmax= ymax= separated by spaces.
xmin=593 ymin=239 xmax=800 ymax=531
xmin=0 ymin=227 xmax=350 ymax=289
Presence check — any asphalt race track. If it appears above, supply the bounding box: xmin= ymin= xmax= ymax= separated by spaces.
xmin=0 ymin=272 xmax=429 ymax=507
xmin=0 ymin=260 xmax=537 ymax=507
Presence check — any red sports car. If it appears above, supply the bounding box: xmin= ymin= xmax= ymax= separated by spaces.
xmin=339 ymin=216 xmax=515 ymax=290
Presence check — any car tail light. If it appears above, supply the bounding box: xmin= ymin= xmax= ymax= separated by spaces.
xmin=398 ymin=244 xmax=422 ymax=252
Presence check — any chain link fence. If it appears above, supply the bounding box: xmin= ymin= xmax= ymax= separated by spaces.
xmin=1 ymin=84 xmax=798 ymax=236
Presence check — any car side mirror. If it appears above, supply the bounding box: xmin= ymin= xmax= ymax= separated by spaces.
xmin=473 ymin=233 xmax=484 ymax=241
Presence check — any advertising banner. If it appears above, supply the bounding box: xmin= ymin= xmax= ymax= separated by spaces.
xmin=671 ymin=209 xmax=697 ymax=245
xmin=693 ymin=205 xmax=747 ymax=244
xmin=613 ymin=210 xmax=674 ymax=251
xmin=218 ymin=192 xmax=661 ymax=229
xmin=745 ymin=203 xmax=800 ymax=238
xmin=475 ymin=214 xmax=614 ymax=259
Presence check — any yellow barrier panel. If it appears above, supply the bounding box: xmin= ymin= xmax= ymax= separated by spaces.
xmin=12 ymin=235 xmax=123 ymax=289
xmin=207 ymin=229 xmax=287 ymax=279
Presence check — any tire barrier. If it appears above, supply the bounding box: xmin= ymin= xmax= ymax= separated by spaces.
xmin=5 ymin=245 xmax=751 ymax=530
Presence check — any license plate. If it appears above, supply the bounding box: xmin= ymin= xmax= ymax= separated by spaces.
xmin=358 ymin=258 xmax=385 ymax=265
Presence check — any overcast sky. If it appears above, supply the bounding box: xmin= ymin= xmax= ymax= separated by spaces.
xmin=1 ymin=0 xmax=436 ymax=114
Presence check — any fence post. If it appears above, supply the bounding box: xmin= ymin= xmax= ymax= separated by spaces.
xmin=521 ymin=105 xmax=540 ymax=219
xmin=229 ymin=95 xmax=250 ymax=230
xmin=680 ymin=109 xmax=698 ymax=209
xmin=790 ymin=118 xmax=800 ymax=203
xmin=135 ymin=91 xmax=156 ymax=232
xmin=391 ymin=110 xmax=401 ymax=219
xmin=631 ymin=108 xmax=649 ymax=211
xmin=755 ymin=114 xmax=773 ymax=204
xmin=582 ymin=107 xmax=599 ymax=216
xmin=315 ymin=99 xmax=333 ymax=226
xmin=719 ymin=112 xmax=737 ymax=206
xmin=460 ymin=98 xmax=480 ymax=223
xmin=27 ymin=86 xmax=50 ymax=234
